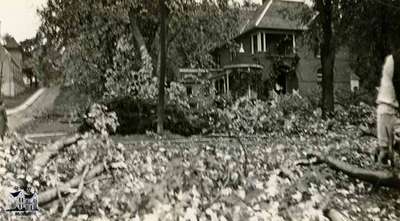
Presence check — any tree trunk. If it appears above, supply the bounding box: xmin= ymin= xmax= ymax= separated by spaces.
xmin=131 ymin=19 xmax=153 ymax=75
xmin=157 ymin=0 xmax=167 ymax=134
xmin=316 ymin=0 xmax=335 ymax=117
xmin=321 ymin=45 xmax=335 ymax=117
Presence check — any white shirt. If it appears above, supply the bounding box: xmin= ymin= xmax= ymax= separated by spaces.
xmin=377 ymin=55 xmax=399 ymax=114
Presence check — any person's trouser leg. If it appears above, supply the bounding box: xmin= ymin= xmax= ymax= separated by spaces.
xmin=392 ymin=118 xmax=400 ymax=153
xmin=376 ymin=113 xmax=395 ymax=164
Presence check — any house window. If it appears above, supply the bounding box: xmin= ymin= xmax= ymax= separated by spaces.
xmin=314 ymin=37 xmax=321 ymax=58
xmin=266 ymin=33 xmax=294 ymax=56
xmin=187 ymin=86 xmax=192 ymax=96
xmin=215 ymin=78 xmax=225 ymax=94
xmin=317 ymin=68 xmax=322 ymax=83
xmin=215 ymin=54 xmax=221 ymax=67
xmin=261 ymin=34 xmax=265 ymax=52
xmin=252 ymin=35 xmax=257 ymax=54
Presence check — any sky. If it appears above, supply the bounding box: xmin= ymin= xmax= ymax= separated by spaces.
xmin=0 ymin=0 xmax=47 ymax=42
xmin=0 ymin=0 xmax=268 ymax=43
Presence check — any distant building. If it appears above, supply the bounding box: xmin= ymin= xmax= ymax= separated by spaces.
xmin=0 ymin=36 xmax=26 ymax=97
xmin=179 ymin=0 xmax=354 ymax=99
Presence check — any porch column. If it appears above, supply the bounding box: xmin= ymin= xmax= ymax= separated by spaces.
xmin=292 ymin=34 xmax=296 ymax=54
xmin=223 ymin=77 xmax=226 ymax=94
xmin=226 ymin=72 xmax=230 ymax=95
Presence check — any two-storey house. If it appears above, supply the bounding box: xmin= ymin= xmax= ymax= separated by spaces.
xmin=180 ymin=0 xmax=357 ymax=99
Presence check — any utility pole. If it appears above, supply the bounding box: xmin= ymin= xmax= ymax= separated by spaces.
xmin=157 ymin=0 xmax=167 ymax=134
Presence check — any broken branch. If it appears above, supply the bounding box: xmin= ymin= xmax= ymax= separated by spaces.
xmin=39 ymin=163 xmax=105 ymax=205
xmin=308 ymin=152 xmax=400 ymax=188
xmin=324 ymin=209 xmax=349 ymax=221
xmin=61 ymin=164 xmax=90 ymax=218
xmin=31 ymin=134 xmax=82 ymax=177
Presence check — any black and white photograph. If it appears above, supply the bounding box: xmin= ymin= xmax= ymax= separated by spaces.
xmin=0 ymin=0 xmax=400 ymax=220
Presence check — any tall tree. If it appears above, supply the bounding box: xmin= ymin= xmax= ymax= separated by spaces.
xmin=340 ymin=0 xmax=400 ymax=92
xmin=38 ymin=0 xmax=241 ymax=100
xmin=303 ymin=0 xmax=346 ymax=116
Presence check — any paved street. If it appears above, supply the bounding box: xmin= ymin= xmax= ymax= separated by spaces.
xmin=7 ymin=86 xmax=60 ymax=131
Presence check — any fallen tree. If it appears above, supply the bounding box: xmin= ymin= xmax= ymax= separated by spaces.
xmin=307 ymin=152 xmax=400 ymax=188
xmin=30 ymin=134 xmax=82 ymax=177
xmin=39 ymin=163 xmax=105 ymax=206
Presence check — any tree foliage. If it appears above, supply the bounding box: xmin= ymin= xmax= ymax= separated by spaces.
xmin=304 ymin=0 xmax=400 ymax=97
xmin=37 ymin=0 xmax=241 ymax=100
xmin=340 ymin=0 xmax=400 ymax=90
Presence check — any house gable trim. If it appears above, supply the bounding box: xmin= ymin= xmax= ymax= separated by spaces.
xmin=255 ymin=0 xmax=274 ymax=27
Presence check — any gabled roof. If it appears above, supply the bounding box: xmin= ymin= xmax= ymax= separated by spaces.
xmin=351 ymin=73 xmax=360 ymax=81
xmin=209 ymin=0 xmax=311 ymax=53
xmin=239 ymin=0 xmax=309 ymax=37
xmin=4 ymin=36 xmax=21 ymax=51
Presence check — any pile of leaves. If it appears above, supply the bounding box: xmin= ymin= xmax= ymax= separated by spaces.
xmin=1 ymin=88 xmax=393 ymax=220
xmin=0 ymin=119 xmax=399 ymax=220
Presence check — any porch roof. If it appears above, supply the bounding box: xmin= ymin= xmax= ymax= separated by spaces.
xmin=223 ymin=63 xmax=263 ymax=70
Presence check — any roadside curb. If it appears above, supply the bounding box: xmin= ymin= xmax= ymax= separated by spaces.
xmin=24 ymin=132 xmax=69 ymax=145
xmin=6 ymin=88 xmax=47 ymax=116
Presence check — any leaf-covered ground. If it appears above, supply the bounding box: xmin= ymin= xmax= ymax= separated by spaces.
xmin=1 ymin=124 xmax=399 ymax=220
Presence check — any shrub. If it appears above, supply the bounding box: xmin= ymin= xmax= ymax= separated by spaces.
xmin=105 ymin=82 xmax=208 ymax=136
xmin=79 ymin=103 xmax=119 ymax=135
xmin=206 ymin=92 xmax=317 ymax=135
xmin=99 ymin=80 xmax=376 ymax=137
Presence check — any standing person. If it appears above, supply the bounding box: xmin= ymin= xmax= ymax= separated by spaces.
xmin=0 ymin=99 xmax=7 ymax=140
xmin=375 ymin=49 xmax=400 ymax=164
